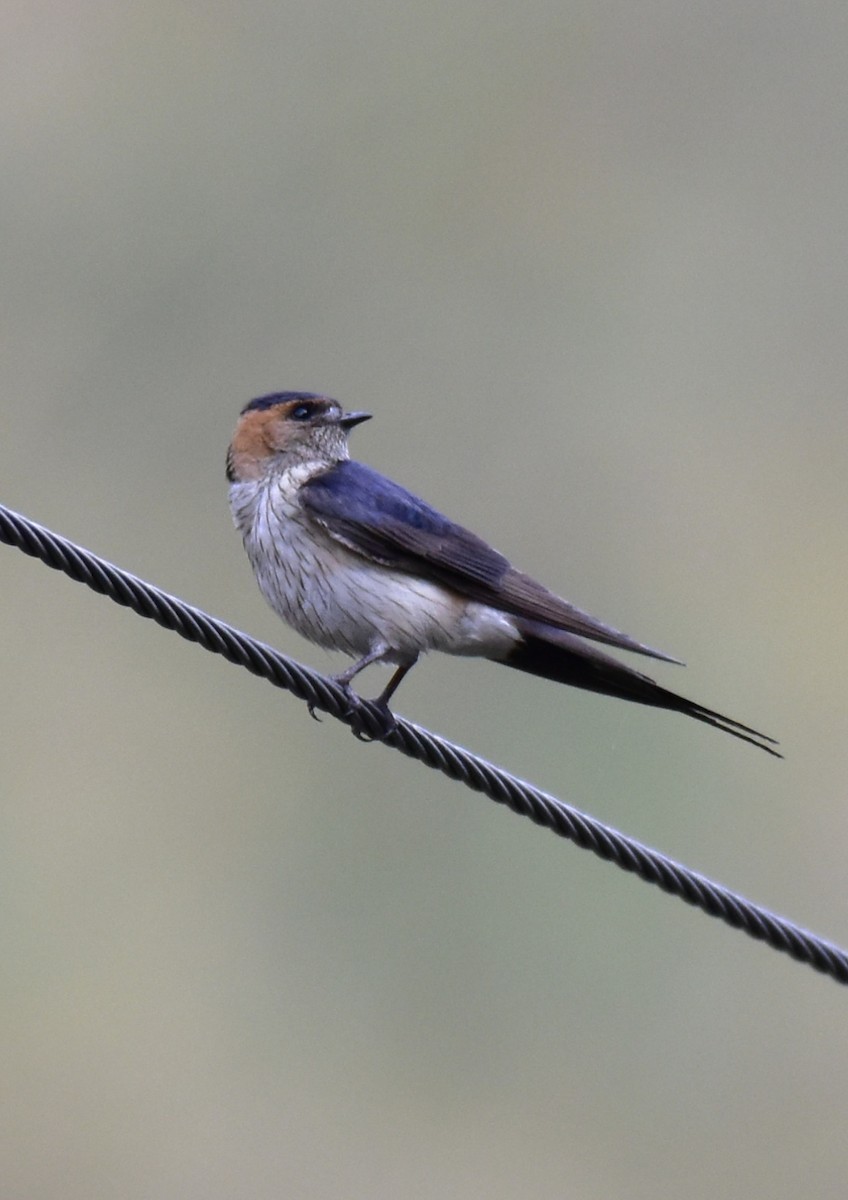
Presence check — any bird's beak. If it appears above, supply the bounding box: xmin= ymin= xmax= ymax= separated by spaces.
xmin=338 ymin=411 xmax=372 ymax=429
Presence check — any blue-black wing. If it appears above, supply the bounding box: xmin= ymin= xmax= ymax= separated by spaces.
xmin=300 ymin=461 xmax=679 ymax=663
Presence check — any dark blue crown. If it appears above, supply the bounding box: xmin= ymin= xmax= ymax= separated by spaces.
xmin=241 ymin=391 xmax=328 ymax=415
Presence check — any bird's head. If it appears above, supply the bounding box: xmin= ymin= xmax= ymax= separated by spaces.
xmin=226 ymin=393 xmax=372 ymax=483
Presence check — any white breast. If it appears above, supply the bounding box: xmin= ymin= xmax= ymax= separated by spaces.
xmin=230 ymin=470 xmax=520 ymax=665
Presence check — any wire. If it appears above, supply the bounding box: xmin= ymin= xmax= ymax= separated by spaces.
xmin=2 ymin=499 xmax=846 ymax=987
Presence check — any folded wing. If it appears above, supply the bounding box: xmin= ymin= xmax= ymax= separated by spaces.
xmin=300 ymin=461 xmax=680 ymax=664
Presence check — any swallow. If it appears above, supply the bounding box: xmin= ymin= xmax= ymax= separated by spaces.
xmin=227 ymin=392 xmax=779 ymax=755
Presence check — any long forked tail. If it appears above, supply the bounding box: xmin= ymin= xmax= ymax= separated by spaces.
xmin=501 ymin=620 xmax=781 ymax=758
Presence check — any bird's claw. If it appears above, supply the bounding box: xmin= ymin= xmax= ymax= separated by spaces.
xmin=308 ymin=676 xmax=356 ymax=725
xmin=306 ymin=680 xmax=396 ymax=742
xmin=348 ymin=699 xmax=397 ymax=743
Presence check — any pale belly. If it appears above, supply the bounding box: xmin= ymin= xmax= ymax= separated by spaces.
xmin=235 ymin=483 xmax=519 ymax=664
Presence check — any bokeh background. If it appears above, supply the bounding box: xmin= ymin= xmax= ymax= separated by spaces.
xmin=2 ymin=2 xmax=847 ymax=1197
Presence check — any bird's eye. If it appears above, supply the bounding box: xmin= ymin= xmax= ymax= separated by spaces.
xmin=289 ymin=403 xmax=314 ymax=421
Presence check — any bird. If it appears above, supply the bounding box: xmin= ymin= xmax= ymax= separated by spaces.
xmin=227 ymin=392 xmax=780 ymax=756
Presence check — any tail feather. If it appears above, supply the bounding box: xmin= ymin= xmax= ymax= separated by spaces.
xmin=502 ymin=621 xmax=781 ymax=758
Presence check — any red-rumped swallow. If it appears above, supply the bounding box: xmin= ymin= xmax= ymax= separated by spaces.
xmin=227 ymin=392 xmax=779 ymax=755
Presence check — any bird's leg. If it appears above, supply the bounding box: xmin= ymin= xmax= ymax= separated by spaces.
xmin=307 ymin=646 xmax=396 ymax=723
xmin=348 ymin=656 xmax=418 ymax=742
xmin=308 ymin=650 xmax=419 ymax=741
xmin=375 ymin=659 xmax=416 ymax=709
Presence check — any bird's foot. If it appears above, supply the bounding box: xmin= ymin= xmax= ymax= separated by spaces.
xmin=308 ymin=672 xmax=362 ymax=724
xmin=348 ymin=698 xmax=397 ymax=743
xmin=307 ymin=674 xmax=397 ymax=742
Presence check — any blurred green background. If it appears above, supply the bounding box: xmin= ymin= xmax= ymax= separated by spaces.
xmin=2 ymin=2 xmax=847 ymax=1197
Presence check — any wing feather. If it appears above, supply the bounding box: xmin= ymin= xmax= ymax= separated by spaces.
xmin=300 ymin=462 xmax=680 ymax=663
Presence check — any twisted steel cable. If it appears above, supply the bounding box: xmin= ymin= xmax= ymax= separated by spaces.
xmin=2 ymin=499 xmax=846 ymax=987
